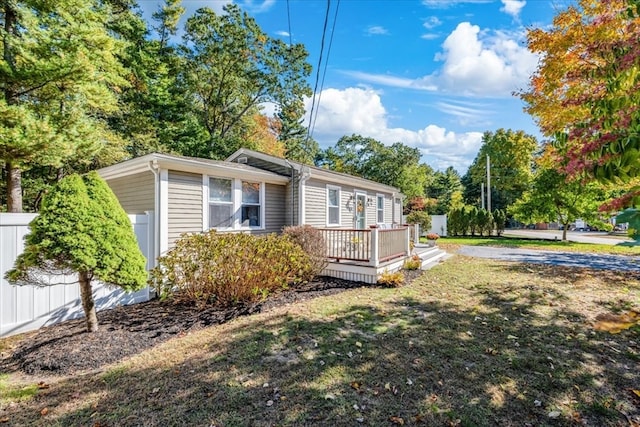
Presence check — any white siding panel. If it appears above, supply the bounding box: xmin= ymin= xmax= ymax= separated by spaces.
xmin=304 ymin=179 xmax=326 ymax=227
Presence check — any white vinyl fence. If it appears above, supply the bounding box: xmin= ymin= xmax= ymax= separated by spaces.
xmin=0 ymin=212 xmax=154 ymax=337
xmin=429 ymin=215 xmax=448 ymax=237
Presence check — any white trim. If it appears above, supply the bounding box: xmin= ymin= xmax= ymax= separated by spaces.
xmin=202 ymin=175 xmax=208 ymax=232
xmin=326 ymin=185 xmax=341 ymax=227
xmin=207 ymin=176 xmax=235 ymax=231
xmin=238 ymin=179 xmax=265 ymax=231
xmin=159 ymin=169 xmax=169 ymax=255
xmin=376 ymin=193 xmax=385 ymax=224
xmin=299 ymin=166 xmax=310 ymax=226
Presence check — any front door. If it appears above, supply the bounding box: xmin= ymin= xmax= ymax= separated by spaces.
xmin=355 ymin=193 xmax=366 ymax=229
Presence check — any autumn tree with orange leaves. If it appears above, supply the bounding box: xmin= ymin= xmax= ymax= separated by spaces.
xmin=519 ymin=0 xmax=640 ymax=218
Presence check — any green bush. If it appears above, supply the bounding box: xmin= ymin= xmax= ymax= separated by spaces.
xmin=405 ymin=211 xmax=431 ymax=233
xmin=6 ymin=172 xmax=147 ymax=332
xmin=283 ymin=225 xmax=327 ymax=280
xmin=150 ymin=231 xmax=312 ymax=306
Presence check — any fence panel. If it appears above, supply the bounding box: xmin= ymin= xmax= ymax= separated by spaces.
xmin=378 ymin=228 xmax=408 ymax=262
xmin=0 ymin=212 xmax=153 ymax=337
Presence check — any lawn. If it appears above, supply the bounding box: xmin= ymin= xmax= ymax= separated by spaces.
xmin=438 ymin=236 xmax=639 ymax=256
xmin=1 ymin=255 xmax=639 ymax=426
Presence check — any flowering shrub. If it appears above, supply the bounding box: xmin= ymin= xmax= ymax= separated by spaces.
xmin=426 ymin=233 xmax=440 ymax=240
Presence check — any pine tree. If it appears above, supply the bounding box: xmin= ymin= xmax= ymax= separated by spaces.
xmin=6 ymin=172 xmax=147 ymax=332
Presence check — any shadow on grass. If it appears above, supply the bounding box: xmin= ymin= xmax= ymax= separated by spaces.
xmin=3 ymin=275 xmax=638 ymax=427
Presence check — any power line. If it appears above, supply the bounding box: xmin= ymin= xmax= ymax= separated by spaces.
xmin=310 ymin=0 xmax=340 ymax=140
xmin=306 ymin=0 xmax=332 ymax=142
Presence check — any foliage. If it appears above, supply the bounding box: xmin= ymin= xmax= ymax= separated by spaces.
xmin=447 ymin=206 xmax=495 ymax=237
xmin=493 ymin=209 xmax=507 ymax=236
xmin=179 ymin=4 xmax=312 ymax=159
xmin=6 ymin=172 xmax=147 ymax=331
xmin=0 ymin=0 xmax=131 ymax=212
xmin=317 ymin=134 xmax=432 ymax=201
xmin=405 ymin=211 xmax=432 ymax=233
xmin=426 ymin=233 xmax=440 ymax=241
xmin=377 ymin=269 xmax=405 ymax=287
xmin=426 ymin=167 xmax=463 ymax=214
xmin=616 ymin=208 xmax=640 ymax=240
xmin=150 ymin=231 xmax=312 ymax=306
xmin=509 ymin=145 xmax=608 ymax=241
xmin=282 ymin=225 xmax=328 ymax=280
xmin=463 ymin=129 xmax=538 ymax=212
xmin=520 ymin=0 xmax=640 ymax=208
xmin=403 ymin=255 xmax=422 ymax=270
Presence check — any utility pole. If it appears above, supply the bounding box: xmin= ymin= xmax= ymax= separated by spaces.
xmin=486 ymin=154 xmax=491 ymax=212
xmin=481 ymin=182 xmax=485 ymax=209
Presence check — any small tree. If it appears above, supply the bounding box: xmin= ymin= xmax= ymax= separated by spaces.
xmin=6 ymin=172 xmax=147 ymax=332
xmin=493 ymin=209 xmax=507 ymax=236
xmin=406 ymin=211 xmax=432 ymax=235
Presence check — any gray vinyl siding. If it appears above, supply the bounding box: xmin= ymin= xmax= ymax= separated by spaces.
xmin=303 ymin=178 xmax=398 ymax=229
xmin=168 ymin=171 xmax=203 ymax=246
xmin=304 ymin=178 xmax=326 ymax=227
xmin=264 ymin=183 xmax=287 ymax=234
xmin=106 ymin=171 xmax=154 ymax=214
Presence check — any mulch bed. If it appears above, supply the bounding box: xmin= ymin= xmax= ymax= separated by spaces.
xmin=0 ymin=271 xmax=424 ymax=377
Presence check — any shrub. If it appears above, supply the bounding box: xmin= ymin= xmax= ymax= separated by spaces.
xmin=377 ymin=269 xmax=405 ymax=287
xmin=150 ymin=231 xmax=312 ymax=306
xmin=426 ymin=233 xmax=439 ymax=240
xmin=403 ymin=255 xmax=421 ymax=270
xmin=6 ymin=172 xmax=147 ymax=332
xmin=282 ymin=225 xmax=327 ymax=280
xmin=406 ymin=211 xmax=432 ymax=233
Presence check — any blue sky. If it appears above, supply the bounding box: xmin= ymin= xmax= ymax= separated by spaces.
xmin=137 ymin=0 xmax=568 ymax=173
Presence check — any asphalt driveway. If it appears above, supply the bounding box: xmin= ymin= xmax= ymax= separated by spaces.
xmin=457 ymin=245 xmax=640 ymax=272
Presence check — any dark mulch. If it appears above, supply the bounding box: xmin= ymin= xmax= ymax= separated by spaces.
xmin=0 ymin=271 xmax=424 ymax=377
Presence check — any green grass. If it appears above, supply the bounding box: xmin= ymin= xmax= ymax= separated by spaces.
xmin=437 ymin=235 xmax=639 ymax=256
xmin=1 ymin=256 xmax=639 ymax=426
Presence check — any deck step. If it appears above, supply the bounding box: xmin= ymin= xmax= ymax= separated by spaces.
xmin=414 ymin=246 xmax=449 ymax=270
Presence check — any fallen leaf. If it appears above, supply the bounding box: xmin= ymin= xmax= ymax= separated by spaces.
xmin=37 ymin=381 xmax=50 ymax=390
xmin=324 ymin=393 xmax=336 ymax=400
xmin=384 ymin=383 xmax=391 ymax=391
xmin=355 ymin=341 xmax=362 ymax=348
xmin=350 ymin=381 xmax=361 ymax=391
xmin=593 ymin=311 xmax=640 ymax=334
xmin=0 ymin=417 xmax=9 ymax=423
xmin=266 ymin=400 xmax=274 ymax=407
xmin=548 ymin=410 xmax=561 ymax=418
xmin=40 ymin=408 xmax=49 ymax=416
xmin=406 ymin=378 xmax=413 ymax=386
xmin=389 ymin=416 xmax=405 ymax=425
xmin=507 ymin=335 xmax=518 ymax=340
xmin=631 ymin=389 xmax=640 ymax=400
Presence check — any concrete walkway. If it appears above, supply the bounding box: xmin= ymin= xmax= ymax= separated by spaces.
xmin=457 ymin=245 xmax=640 ymax=272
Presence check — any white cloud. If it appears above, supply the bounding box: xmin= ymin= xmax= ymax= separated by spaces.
xmin=304 ymin=87 xmax=483 ymax=172
xmin=343 ymin=22 xmax=538 ymax=98
xmin=239 ymin=0 xmax=276 ymax=14
xmin=421 ymin=22 xmax=538 ymax=96
xmin=423 ymin=16 xmax=442 ymax=29
xmin=421 ymin=33 xmax=440 ymax=40
xmin=422 ymin=0 xmax=492 ymax=7
xmin=500 ymin=0 xmax=526 ymax=19
xmin=366 ymin=25 xmax=389 ymax=36
xmin=275 ymin=30 xmax=290 ymax=37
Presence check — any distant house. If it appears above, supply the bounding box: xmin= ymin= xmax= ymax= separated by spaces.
xmin=98 ymin=150 xmax=403 ymax=254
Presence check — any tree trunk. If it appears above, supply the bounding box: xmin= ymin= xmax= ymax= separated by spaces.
xmin=6 ymin=161 xmax=22 ymax=213
xmin=79 ymin=271 xmax=99 ymax=332
xmin=562 ymin=224 xmax=568 ymax=241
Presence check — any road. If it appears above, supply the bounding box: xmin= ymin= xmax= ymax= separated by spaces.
xmin=457 ymin=245 xmax=640 ymax=272
xmin=502 ymin=229 xmax=634 ymax=246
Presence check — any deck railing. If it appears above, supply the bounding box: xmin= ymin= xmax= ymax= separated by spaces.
xmin=319 ymin=226 xmax=411 ymax=266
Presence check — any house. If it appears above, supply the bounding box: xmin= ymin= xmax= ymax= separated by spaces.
xmin=98 ymin=150 xmax=446 ymax=283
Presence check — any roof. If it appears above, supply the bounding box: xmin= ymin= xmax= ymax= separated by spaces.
xmin=226 ymin=148 xmax=403 ymax=195
xmin=97 ymin=152 xmax=290 ymax=185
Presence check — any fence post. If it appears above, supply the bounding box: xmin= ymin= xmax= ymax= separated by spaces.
xmin=369 ymin=227 xmax=379 ymax=267
xmin=405 ymin=226 xmax=411 ymax=256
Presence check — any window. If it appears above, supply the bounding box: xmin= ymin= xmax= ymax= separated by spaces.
xmin=209 ymin=178 xmax=233 ymax=228
xmin=377 ymin=195 xmax=385 ymax=223
xmin=327 ymin=186 xmax=340 ymax=226
xmin=241 ymin=181 xmax=261 ymax=227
